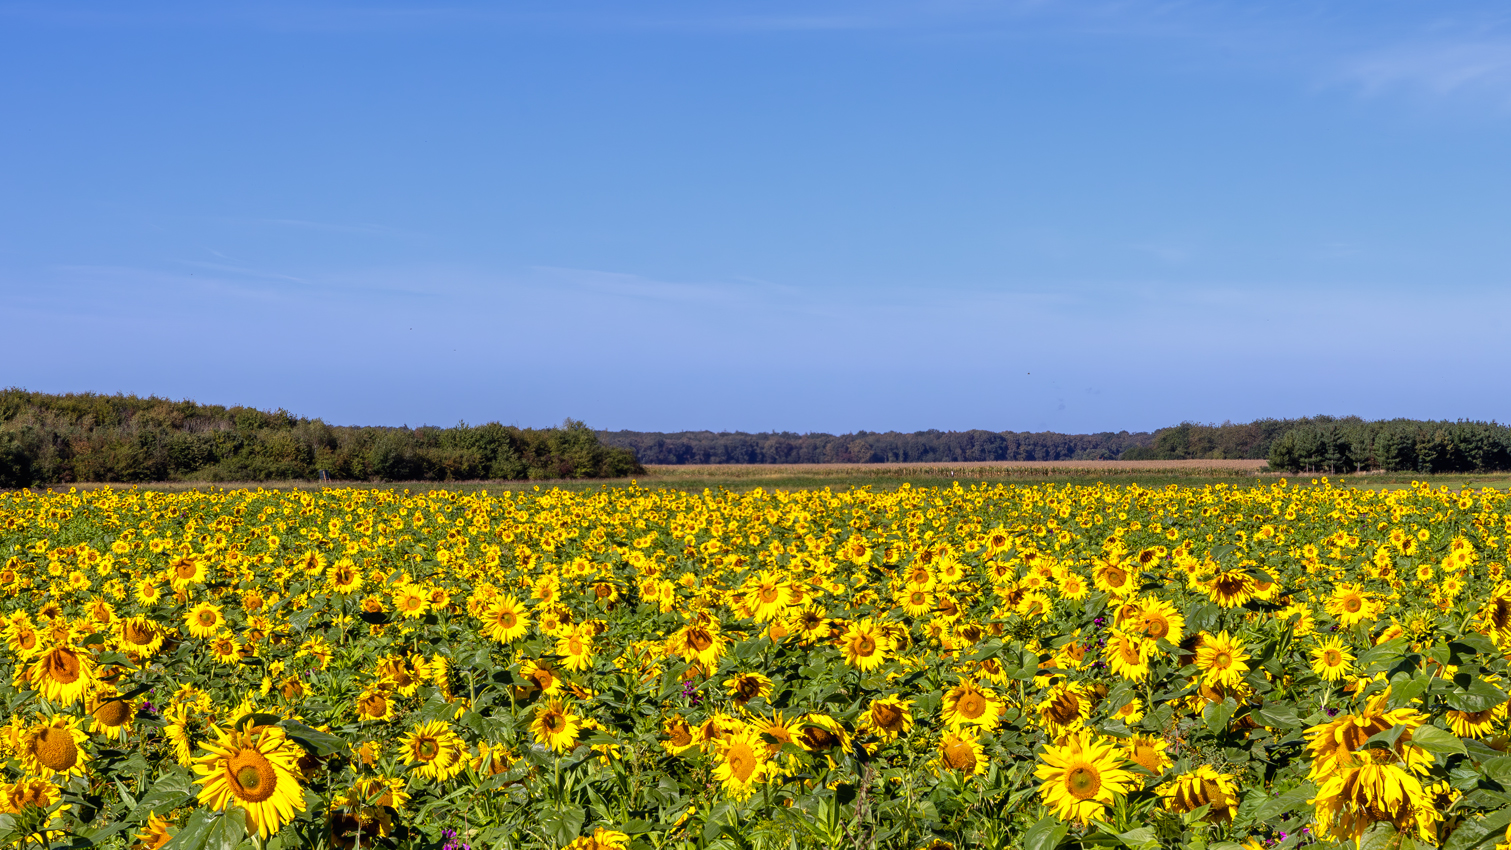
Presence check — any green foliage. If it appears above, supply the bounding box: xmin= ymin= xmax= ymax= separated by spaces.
xmin=1267 ymin=417 xmax=1511 ymax=474
xmin=0 ymin=389 xmax=642 ymax=485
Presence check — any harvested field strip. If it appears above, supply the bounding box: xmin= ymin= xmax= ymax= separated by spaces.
xmin=643 ymin=459 xmax=1270 ymax=479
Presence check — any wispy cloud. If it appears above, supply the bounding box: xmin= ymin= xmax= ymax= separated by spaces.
xmin=1342 ymin=39 xmax=1511 ymax=102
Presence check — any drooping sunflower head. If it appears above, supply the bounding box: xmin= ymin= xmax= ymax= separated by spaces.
xmin=937 ymin=731 xmax=986 ymax=776
xmin=862 ymin=695 xmax=914 ymax=741
xmin=20 ymin=715 xmax=90 ymax=779
xmin=28 ymin=645 xmax=95 ymax=706
xmin=1156 ymin=765 xmax=1239 ymax=822
xmin=88 ymin=688 xmax=136 ymax=740
xmin=1036 ymin=683 xmax=1090 ymax=736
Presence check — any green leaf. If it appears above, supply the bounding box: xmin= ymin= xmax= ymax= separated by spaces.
xmin=1387 ymin=675 xmax=1432 ymax=709
xmin=540 ymin=804 xmax=586 ymax=847
xmin=1022 ymin=814 xmax=1071 ymax=850
xmin=1359 ymin=822 xmax=1408 ymax=850
xmin=1408 ymin=724 xmax=1467 ymax=756
xmin=280 ymin=721 xmax=347 ymax=757
xmin=1446 ymin=678 xmax=1509 ymax=713
xmin=1254 ymin=704 xmax=1301 ymax=729
xmin=1445 ymin=807 xmax=1511 ymax=850
xmin=1359 ymin=724 xmax=1407 ymax=753
xmin=204 ymin=808 xmax=247 ymax=850
xmin=162 ymin=809 xmax=216 ymax=850
xmin=1119 ymin=827 xmax=1160 ymax=850
xmin=1204 ymin=698 xmax=1237 ymax=735
xmin=135 ymin=770 xmax=198 ymax=817
xmin=1482 ymin=756 xmax=1511 ymax=784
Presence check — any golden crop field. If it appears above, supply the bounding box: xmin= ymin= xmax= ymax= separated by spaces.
xmin=643 ymin=460 xmax=1271 ymax=481
xmin=2 ymin=479 xmax=1510 ymax=850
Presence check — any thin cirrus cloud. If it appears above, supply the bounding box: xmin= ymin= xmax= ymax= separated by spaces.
xmin=1342 ymin=40 xmax=1511 ymax=101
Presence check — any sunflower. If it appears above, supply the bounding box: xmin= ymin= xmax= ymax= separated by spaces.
xmin=564 ymin=828 xmax=632 ymax=850
xmin=0 ymin=777 xmax=70 ymax=840
xmin=840 ymin=618 xmax=889 ymax=671
xmin=1058 ymin=572 xmax=1090 ymax=600
xmin=1128 ymin=597 xmax=1184 ymax=644
xmin=326 ymin=559 xmax=363 ymax=594
xmin=1481 ymin=583 xmax=1511 ymax=638
xmin=531 ymin=698 xmax=581 ymax=753
xmin=1194 ymin=631 xmax=1250 ymax=690
xmin=943 ymin=680 xmax=1004 ymax=732
xmin=1310 ymin=636 xmax=1355 ymax=682
xmin=88 ymin=686 xmax=137 ymax=740
xmin=4 ymin=618 xmax=41 ymax=657
xmin=1036 ymin=682 xmax=1092 ymax=737
xmin=355 ymin=686 xmax=397 ymax=723
xmin=516 ymin=658 xmax=563 ymax=698
xmin=794 ymin=606 xmax=831 ymax=643
xmin=193 ymin=725 xmax=308 ymax=838
xmin=937 ymin=731 xmax=987 ymax=776
xmin=748 ymin=571 xmax=792 ymax=622
xmin=209 ymin=635 xmax=242 ymax=665
xmin=1035 ymin=729 xmax=1135 ymax=824
xmin=1121 ymin=735 xmax=1172 ymax=776
xmin=392 ymin=585 xmax=430 ymax=619
xmin=116 ymin=616 xmax=165 ymax=658
xmin=375 ymin=656 xmax=420 ymax=696
xmin=135 ymin=578 xmax=164 ymax=607
xmin=1092 ymin=561 xmax=1138 ymax=598
xmin=1446 ymin=706 xmax=1503 ymax=739
xmin=1016 ymin=591 xmax=1053 ymax=621
xmin=185 ymin=603 xmax=226 ymax=638
xmin=713 ymin=728 xmax=769 ymax=798
xmin=19 ymin=715 xmax=90 ymax=779
xmin=796 ymin=713 xmax=851 ymax=760
xmin=480 ymin=596 xmax=531 ymax=643
xmin=556 ymin=626 xmax=595 ymax=673
xmin=1304 ymin=698 xmax=1432 ymax=780
xmin=899 ymin=587 xmax=935 ymax=618
xmin=341 ymin=774 xmax=407 ymax=815
xmin=1311 ymin=762 xmax=1438 ymax=844
xmin=167 ymin=555 xmax=206 ymax=590
xmin=858 ymin=695 xmax=914 ymax=742
xmin=1327 ymin=584 xmax=1375 ymax=628
xmin=1111 ymin=697 xmax=1144 ymax=726
xmin=1206 ymin=570 xmax=1255 ymax=608
xmin=27 ymin=644 xmax=95 ymax=706
xmin=134 ymin=812 xmax=172 ymax=849
xmin=1105 ymin=630 xmax=1155 ymax=682
xmin=402 ymin=720 xmax=467 ymax=780
xmin=724 ymin=672 xmax=773 ymax=707
xmin=660 ymin=715 xmax=699 ymax=755
xmin=670 ymin=619 xmax=727 ymax=666
xmin=1157 ymin=765 xmax=1239 ymax=821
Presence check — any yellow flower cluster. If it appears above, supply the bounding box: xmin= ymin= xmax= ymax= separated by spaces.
xmin=0 ymin=478 xmax=1507 ymax=847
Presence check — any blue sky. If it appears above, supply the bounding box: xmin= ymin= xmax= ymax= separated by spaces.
xmin=4 ymin=1 xmax=1510 ymax=434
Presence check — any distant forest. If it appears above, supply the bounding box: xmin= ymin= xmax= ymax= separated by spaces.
xmin=603 ymin=416 xmax=1511 ymax=474
xmin=4 ymin=389 xmax=1508 ymax=487
xmin=598 ymin=429 xmax=1155 ymax=464
xmin=0 ymin=389 xmax=640 ymax=487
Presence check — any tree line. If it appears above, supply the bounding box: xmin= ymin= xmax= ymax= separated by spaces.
xmin=598 ymin=429 xmax=1157 ymax=464
xmin=1263 ymin=417 xmax=1511 ymax=474
xmin=0 ymin=389 xmax=641 ymax=487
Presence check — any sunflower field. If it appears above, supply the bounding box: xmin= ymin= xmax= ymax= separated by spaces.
xmin=3 ymin=479 xmax=1511 ymax=850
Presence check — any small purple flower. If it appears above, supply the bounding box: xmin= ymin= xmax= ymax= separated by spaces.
xmin=681 ymin=679 xmax=701 ymax=707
